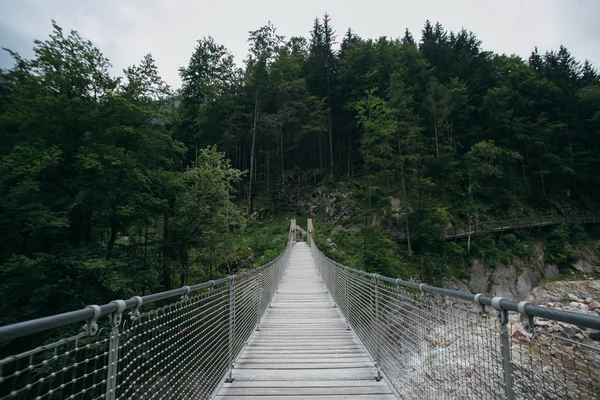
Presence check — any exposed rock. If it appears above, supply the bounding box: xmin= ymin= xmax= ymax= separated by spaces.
xmin=588 ymin=300 xmax=600 ymax=311
xmin=542 ymin=264 xmax=559 ymax=279
xmin=590 ymin=331 xmax=600 ymax=341
xmin=585 ymin=297 xmax=593 ymax=304
xmin=249 ymin=208 xmax=269 ymax=220
xmin=516 ymin=268 xmax=542 ymax=300
xmin=442 ymin=278 xmax=472 ymax=296
xmin=491 ymin=263 xmax=518 ymax=300
xmin=529 ymin=281 xmax=600 ymax=304
xmin=573 ymin=247 xmax=600 ymax=273
xmin=390 ymin=197 xmax=401 ymax=215
xmin=568 ymin=293 xmax=581 ymax=302
xmin=562 ymin=324 xmax=582 ymax=336
xmin=568 ymin=301 xmax=586 ymax=310
xmin=567 ymin=293 xmax=583 ymax=303
xmin=468 ymin=260 xmax=490 ymax=294
xmin=511 ymin=327 xmax=531 ymax=342
xmin=305 ymin=189 xmax=355 ymax=222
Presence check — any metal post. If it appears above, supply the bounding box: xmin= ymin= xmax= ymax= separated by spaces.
xmin=106 ymin=300 xmax=126 ymax=400
xmin=256 ymin=271 xmax=261 ymax=331
xmin=373 ymin=275 xmax=382 ymax=382
xmin=226 ymin=276 xmax=236 ymax=383
xmin=345 ymin=267 xmax=351 ymax=331
xmin=492 ymin=297 xmax=515 ymax=400
xmin=332 ymin=265 xmax=337 ymax=308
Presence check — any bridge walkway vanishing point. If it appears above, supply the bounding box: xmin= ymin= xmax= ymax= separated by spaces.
xmin=215 ymin=241 xmax=397 ymax=399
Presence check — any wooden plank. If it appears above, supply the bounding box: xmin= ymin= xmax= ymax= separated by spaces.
xmin=215 ymin=396 xmax=398 ymax=400
xmin=219 ymin=386 xmax=393 ymax=395
xmin=221 ymin=380 xmax=390 ymax=388
xmin=214 ymin=242 xmax=397 ymax=399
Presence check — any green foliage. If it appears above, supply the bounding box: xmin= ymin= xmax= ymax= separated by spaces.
xmin=420 ymin=252 xmax=445 ymax=285
xmin=545 ymin=225 xmax=579 ymax=270
xmin=1 ymin=14 xmax=598 ymax=329
xmin=0 ymin=23 xmax=249 ymax=328
xmin=501 ymin=234 xmax=532 ymax=257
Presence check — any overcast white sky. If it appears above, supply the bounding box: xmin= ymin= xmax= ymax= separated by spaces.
xmin=1 ymin=0 xmax=599 ymax=88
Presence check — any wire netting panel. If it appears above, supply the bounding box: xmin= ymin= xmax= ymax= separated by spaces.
xmin=0 ymin=332 xmax=111 ymax=400
xmin=116 ymin=285 xmax=230 ymax=400
xmin=0 ymin=241 xmax=291 ymax=400
xmin=312 ymin=240 xmax=600 ymax=400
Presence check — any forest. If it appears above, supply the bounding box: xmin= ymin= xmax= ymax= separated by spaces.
xmin=1 ymin=15 xmax=599 ymax=326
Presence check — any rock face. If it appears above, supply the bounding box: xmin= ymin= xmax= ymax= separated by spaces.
xmin=516 ymin=268 xmax=542 ymax=300
xmin=490 ymin=263 xmax=518 ymax=300
xmin=468 ymin=260 xmax=490 ymax=294
xmin=573 ymin=247 xmax=600 ymax=273
xmin=463 ymin=242 xmax=597 ymax=301
xmin=543 ymin=264 xmax=559 ymax=279
xmin=302 ymin=189 xmax=355 ymax=223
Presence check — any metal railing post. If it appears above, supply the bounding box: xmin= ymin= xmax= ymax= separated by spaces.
xmin=256 ymin=271 xmax=261 ymax=331
xmin=373 ymin=275 xmax=382 ymax=382
xmin=106 ymin=300 xmax=126 ymax=400
xmin=344 ymin=267 xmax=351 ymax=330
xmin=332 ymin=264 xmax=337 ymax=308
xmin=492 ymin=297 xmax=515 ymax=400
xmin=226 ymin=276 xmax=236 ymax=383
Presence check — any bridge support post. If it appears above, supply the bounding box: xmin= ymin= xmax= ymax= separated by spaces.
xmin=106 ymin=300 xmax=126 ymax=400
xmin=492 ymin=297 xmax=515 ymax=400
xmin=372 ymin=275 xmax=382 ymax=382
xmin=226 ymin=276 xmax=236 ymax=383
xmin=345 ymin=267 xmax=351 ymax=331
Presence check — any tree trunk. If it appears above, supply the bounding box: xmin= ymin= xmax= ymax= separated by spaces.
xmin=329 ymin=113 xmax=334 ymax=169
xmin=107 ymin=212 xmax=118 ymax=252
xmin=397 ymin=133 xmax=412 ymax=256
xmin=248 ymin=95 xmax=260 ymax=214
xmin=319 ymin=135 xmax=323 ymax=171
xmin=450 ymin=116 xmax=454 ymax=150
xmin=347 ymin=132 xmax=351 ymax=178
xmin=433 ymin=110 xmax=440 ymax=161
xmin=281 ymin=129 xmax=285 ymax=194
xmin=540 ymin=160 xmax=546 ymax=196
xmin=162 ymin=205 xmax=171 ymax=290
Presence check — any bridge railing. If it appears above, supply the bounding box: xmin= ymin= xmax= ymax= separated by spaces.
xmin=309 ymin=235 xmax=600 ymax=399
xmin=395 ymin=213 xmax=600 ymax=241
xmin=0 ymin=238 xmax=292 ymax=400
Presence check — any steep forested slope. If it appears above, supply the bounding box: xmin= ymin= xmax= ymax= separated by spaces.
xmin=1 ymin=16 xmax=599 ymax=325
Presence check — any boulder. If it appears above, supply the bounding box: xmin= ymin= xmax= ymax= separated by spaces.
xmin=588 ymin=300 xmax=600 ymax=311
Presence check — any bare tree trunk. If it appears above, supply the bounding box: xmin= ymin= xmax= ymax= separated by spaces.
xmin=540 ymin=160 xmax=546 ymax=196
xmin=248 ymin=95 xmax=259 ymax=214
xmin=397 ymin=134 xmax=412 ymax=256
xmin=433 ymin=109 xmax=440 ymax=161
xmin=347 ymin=132 xmax=351 ymax=178
xmin=319 ymin=135 xmax=323 ymax=171
xmin=266 ymin=139 xmax=270 ymax=197
xmin=162 ymin=205 xmax=170 ymax=290
xmin=281 ymin=130 xmax=285 ymax=194
xmin=329 ymin=113 xmax=334 ymax=169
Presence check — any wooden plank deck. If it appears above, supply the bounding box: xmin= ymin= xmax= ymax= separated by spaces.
xmin=215 ymin=242 xmax=397 ymax=399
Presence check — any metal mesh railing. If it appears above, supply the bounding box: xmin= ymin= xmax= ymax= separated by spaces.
xmin=0 ymin=240 xmax=291 ymax=400
xmin=310 ymin=237 xmax=600 ymax=399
